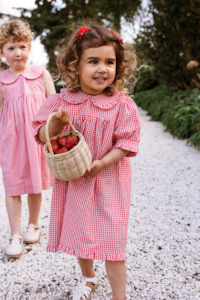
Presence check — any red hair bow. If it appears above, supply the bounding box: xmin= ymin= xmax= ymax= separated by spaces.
xmin=76 ymin=26 xmax=90 ymax=38
xmin=113 ymin=31 xmax=124 ymax=44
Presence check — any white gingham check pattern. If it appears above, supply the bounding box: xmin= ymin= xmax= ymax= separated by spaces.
xmin=33 ymin=88 xmax=141 ymax=261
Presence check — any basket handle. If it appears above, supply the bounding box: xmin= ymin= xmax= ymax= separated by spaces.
xmin=45 ymin=111 xmax=78 ymax=156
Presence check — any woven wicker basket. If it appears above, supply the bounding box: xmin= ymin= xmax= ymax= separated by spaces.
xmin=43 ymin=112 xmax=92 ymax=181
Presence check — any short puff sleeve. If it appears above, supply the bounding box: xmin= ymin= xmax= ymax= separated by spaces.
xmin=113 ymin=97 xmax=141 ymax=157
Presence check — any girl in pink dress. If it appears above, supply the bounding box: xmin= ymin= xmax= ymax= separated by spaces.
xmin=33 ymin=24 xmax=141 ymax=300
xmin=0 ymin=19 xmax=56 ymax=258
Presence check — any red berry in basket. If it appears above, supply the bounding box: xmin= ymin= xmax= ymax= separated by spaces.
xmin=65 ymin=136 xmax=76 ymax=149
xmin=47 ymin=139 xmax=60 ymax=153
xmin=57 ymin=136 xmax=66 ymax=147
xmin=56 ymin=147 xmax=68 ymax=154
xmin=69 ymin=144 xmax=76 ymax=150
xmin=71 ymin=135 xmax=79 ymax=145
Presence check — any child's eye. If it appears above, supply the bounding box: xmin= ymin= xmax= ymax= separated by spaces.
xmin=107 ymin=60 xmax=114 ymax=65
xmin=8 ymin=47 xmax=14 ymax=50
xmin=89 ymin=60 xmax=97 ymax=64
xmin=20 ymin=45 xmax=26 ymax=49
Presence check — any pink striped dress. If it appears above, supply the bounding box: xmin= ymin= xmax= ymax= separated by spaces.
xmin=0 ymin=66 xmax=52 ymax=196
xmin=33 ymin=88 xmax=141 ymax=261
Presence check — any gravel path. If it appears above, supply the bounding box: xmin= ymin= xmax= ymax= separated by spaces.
xmin=0 ymin=108 xmax=200 ymax=300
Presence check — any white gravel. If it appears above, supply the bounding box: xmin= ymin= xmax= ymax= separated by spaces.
xmin=0 ymin=108 xmax=200 ymax=300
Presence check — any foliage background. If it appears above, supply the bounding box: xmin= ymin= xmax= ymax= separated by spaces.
xmin=20 ymin=0 xmax=141 ymax=71
xmin=135 ymin=0 xmax=200 ymax=91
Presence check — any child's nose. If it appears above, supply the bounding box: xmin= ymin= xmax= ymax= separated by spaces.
xmin=98 ymin=63 xmax=107 ymax=72
xmin=14 ymin=48 xmax=21 ymax=55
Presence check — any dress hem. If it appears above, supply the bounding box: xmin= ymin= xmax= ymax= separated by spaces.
xmin=46 ymin=245 xmax=127 ymax=261
xmin=5 ymin=183 xmax=52 ymax=197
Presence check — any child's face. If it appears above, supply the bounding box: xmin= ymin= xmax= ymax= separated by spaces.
xmin=77 ymin=45 xmax=116 ymax=95
xmin=0 ymin=40 xmax=31 ymax=73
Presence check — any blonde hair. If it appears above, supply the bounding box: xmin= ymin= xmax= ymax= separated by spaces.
xmin=0 ymin=18 xmax=33 ymax=49
xmin=56 ymin=23 xmax=138 ymax=96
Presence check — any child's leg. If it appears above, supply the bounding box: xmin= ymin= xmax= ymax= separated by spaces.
xmin=23 ymin=193 xmax=42 ymax=244
xmin=78 ymin=258 xmax=96 ymax=285
xmin=105 ymin=260 xmax=126 ymax=300
xmin=78 ymin=258 xmax=95 ymax=277
xmin=6 ymin=195 xmax=22 ymax=235
xmin=27 ymin=193 xmax=42 ymax=226
xmin=5 ymin=195 xmax=23 ymax=257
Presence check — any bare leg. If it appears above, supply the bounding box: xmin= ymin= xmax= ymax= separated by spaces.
xmin=27 ymin=193 xmax=42 ymax=226
xmin=6 ymin=195 xmax=22 ymax=236
xmin=78 ymin=258 xmax=96 ymax=299
xmin=105 ymin=260 xmax=126 ymax=300
xmin=78 ymin=258 xmax=95 ymax=277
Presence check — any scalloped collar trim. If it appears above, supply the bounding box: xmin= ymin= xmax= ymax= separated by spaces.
xmin=0 ymin=66 xmax=46 ymax=84
xmin=60 ymin=88 xmax=122 ymax=109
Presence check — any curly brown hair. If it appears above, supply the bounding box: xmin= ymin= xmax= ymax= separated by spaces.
xmin=0 ymin=18 xmax=33 ymax=50
xmin=56 ymin=23 xmax=138 ymax=96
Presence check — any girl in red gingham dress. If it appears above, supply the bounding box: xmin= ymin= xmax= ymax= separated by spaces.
xmin=33 ymin=23 xmax=141 ymax=300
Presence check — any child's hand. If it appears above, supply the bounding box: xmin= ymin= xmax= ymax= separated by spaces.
xmin=83 ymin=160 xmax=105 ymax=178
xmin=83 ymin=148 xmax=129 ymax=178
xmin=49 ymin=108 xmax=70 ymax=138
xmin=38 ymin=108 xmax=70 ymax=143
xmin=52 ymin=108 xmax=69 ymax=127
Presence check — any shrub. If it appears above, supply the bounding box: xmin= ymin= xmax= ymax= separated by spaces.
xmin=133 ymin=86 xmax=200 ymax=149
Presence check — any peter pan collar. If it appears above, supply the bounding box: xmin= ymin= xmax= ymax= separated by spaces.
xmin=60 ymin=88 xmax=122 ymax=109
xmin=0 ymin=66 xmax=46 ymax=84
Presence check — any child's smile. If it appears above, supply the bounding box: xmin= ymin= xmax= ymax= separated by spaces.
xmin=77 ymin=45 xmax=116 ymax=95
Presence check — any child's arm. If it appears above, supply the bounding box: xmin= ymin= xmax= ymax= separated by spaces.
xmin=38 ymin=108 xmax=69 ymax=143
xmin=84 ymin=148 xmax=129 ymax=178
xmin=43 ymin=69 xmax=56 ymax=97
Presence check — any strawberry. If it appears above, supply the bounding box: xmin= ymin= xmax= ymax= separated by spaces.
xmin=57 ymin=136 xmax=66 ymax=147
xmin=65 ymin=136 xmax=76 ymax=149
xmin=56 ymin=147 xmax=68 ymax=154
xmin=47 ymin=139 xmax=59 ymax=153
xmin=71 ymin=135 xmax=79 ymax=145
xmin=69 ymin=144 xmax=76 ymax=150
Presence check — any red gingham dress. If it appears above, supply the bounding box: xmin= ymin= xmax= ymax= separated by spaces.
xmin=0 ymin=67 xmax=52 ymax=196
xmin=33 ymin=88 xmax=141 ymax=261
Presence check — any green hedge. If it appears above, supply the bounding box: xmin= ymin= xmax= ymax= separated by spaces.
xmin=133 ymin=85 xmax=200 ymax=150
